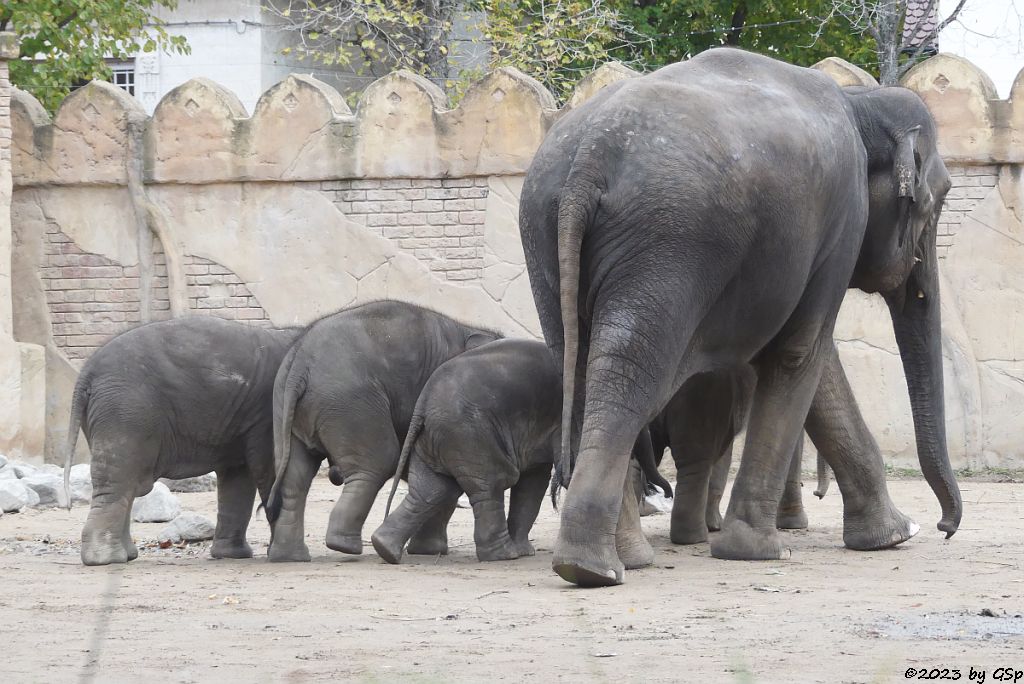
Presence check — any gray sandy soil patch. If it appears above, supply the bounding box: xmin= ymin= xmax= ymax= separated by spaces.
xmin=0 ymin=478 xmax=1022 ymax=682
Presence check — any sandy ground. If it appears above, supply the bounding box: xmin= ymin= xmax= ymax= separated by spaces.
xmin=1 ymin=475 xmax=1023 ymax=683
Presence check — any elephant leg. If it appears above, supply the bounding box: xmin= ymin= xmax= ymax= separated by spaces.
xmin=776 ymin=439 xmax=809 ymax=530
xmin=211 ymin=464 xmax=256 ymax=559
xmin=806 ymin=343 xmax=917 ymax=550
xmin=323 ymin=428 xmax=399 ymax=555
xmin=706 ymin=450 xmax=732 ymax=532
xmin=616 ymin=460 xmax=654 ymax=569
xmin=469 ymin=490 xmax=520 ymax=562
xmin=711 ymin=282 xmax=840 ymax=560
xmin=371 ymin=456 xmax=461 ymax=564
xmin=81 ymin=439 xmax=149 ymax=566
xmin=267 ymin=437 xmax=319 ymax=562
xmin=666 ymin=372 xmax=745 ymax=544
xmin=406 ymin=499 xmax=457 ymax=556
xmin=507 ymin=465 xmax=552 ymax=557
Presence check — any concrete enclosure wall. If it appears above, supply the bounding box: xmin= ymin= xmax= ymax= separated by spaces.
xmin=8 ymin=54 xmax=1024 ymax=469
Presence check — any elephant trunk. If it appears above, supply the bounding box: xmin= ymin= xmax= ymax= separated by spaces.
xmin=885 ymin=233 xmax=962 ymax=538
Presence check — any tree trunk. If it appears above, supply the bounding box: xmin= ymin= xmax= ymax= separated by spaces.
xmin=421 ymin=0 xmax=455 ymax=85
xmin=876 ymin=0 xmax=903 ymax=85
xmin=725 ymin=3 xmax=748 ymax=46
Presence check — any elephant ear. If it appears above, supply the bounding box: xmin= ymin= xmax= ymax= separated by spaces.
xmin=894 ymin=125 xmax=921 ymax=247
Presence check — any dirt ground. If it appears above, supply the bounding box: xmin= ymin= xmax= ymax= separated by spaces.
xmin=1 ymin=474 xmax=1022 ymax=683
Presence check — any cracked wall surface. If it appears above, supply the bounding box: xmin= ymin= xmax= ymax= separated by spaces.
xmin=6 ymin=54 xmax=1024 ymax=467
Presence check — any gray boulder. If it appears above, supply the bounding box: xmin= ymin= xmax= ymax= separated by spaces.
xmin=7 ymin=461 xmax=37 ymax=479
xmin=0 ymin=479 xmax=36 ymax=512
xmin=0 ymin=454 xmax=7 ymax=468
xmin=21 ymin=473 xmax=63 ymax=507
xmin=0 ymin=466 xmax=17 ymax=480
xmin=131 ymin=482 xmax=181 ymax=523
xmin=158 ymin=512 xmax=216 ymax=543
xmin=159 ymin=473 xmax=217 ymax=493
xmin=68 ymin=464 xmax=92 ymax=504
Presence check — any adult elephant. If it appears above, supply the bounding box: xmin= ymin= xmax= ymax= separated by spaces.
xmin=519 ymin=48 xmax=961 ymax=586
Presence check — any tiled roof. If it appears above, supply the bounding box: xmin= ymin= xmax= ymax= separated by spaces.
xmin=902 ymin=0 xmax=940 ymax=51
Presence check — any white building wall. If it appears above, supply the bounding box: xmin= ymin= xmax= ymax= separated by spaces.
xmin=940 ymin=0 xmax=1024 ymax=97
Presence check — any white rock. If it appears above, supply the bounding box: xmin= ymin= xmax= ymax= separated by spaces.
xmin=21 ymin=473 xmax=63 ymax=507
xmin=0 ymin=467 xmax=17 ymax=480
xmin=158 ymin=512 xmax=216 ymax=543
xmin=131 ymin=482 xmax=181 ymax=523
xmin=0 ymin=480 xmax=35 ymax=512
xmin=40 ymin=464 xmax=63 ymax=477
xmin=160 ymin=473 xmax=217 ymax=493
xmin=68 ymin=464 xmax=92 ymax=504
xmin=0 ymin=454 xmax=7 ymax=468
xmin=457 ymin=493 xmax=471 ymax=509
xmin=640 ymin=488 xmax=673 ymax=517
xmin=7 ymin=461 xmax=37 ymax=478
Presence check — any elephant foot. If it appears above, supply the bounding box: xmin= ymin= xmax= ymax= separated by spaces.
xmin=775 ymin=506 xmax=809 ymax=530
xmin=671 ymin=516 xmax=709 ymax=545
xmin=267 ymin=540 xmax=311 ymax=563
xmin=325 ymin=531 xmax=364 ymax=555
xmin=710 ymin=519 xmax=792 ymax=561
xmin=705 ymin=507 xmax=723 ymax=532
xmin=843 ymin=505 xmax=919 ymax=551
xmin=124 ymin=540 xmax=139 ymax=562
xmin=370 ymin=528 xmax=405 ymax=565
xmin=211 ymin=539 xmax=254 ymax=559
xmin=81 ymin=540 xmax=129 ymax=567
xmin=476 ymin=537 xmax=521 ymax=562
xmin=512 ymin=539 xmax=536 ymax=557
xmin=406 ymin=535 xmax=449 ymax=556
xmin=617 ymin=534 xmax=654 ymax=570
xmin=552 ymin=522 xmax=624 ymax=587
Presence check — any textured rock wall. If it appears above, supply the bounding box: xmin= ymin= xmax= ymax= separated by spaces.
xmin=7 ymin=54 xmax=1024 ymax=468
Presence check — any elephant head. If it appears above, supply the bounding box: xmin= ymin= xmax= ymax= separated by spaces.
xmin=847 ymin=86 xmax=961 ymax=538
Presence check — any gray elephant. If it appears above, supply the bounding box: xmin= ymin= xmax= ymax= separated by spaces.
xmin=65 ymin=316 xmax=301 ymax=566
xmin=265 ymin=300 xmax=500 ymax=562
xmin=520 ymin=48 xmax=960 ymax=586
xmin=371 ymin=339 xmax=558 ymax=564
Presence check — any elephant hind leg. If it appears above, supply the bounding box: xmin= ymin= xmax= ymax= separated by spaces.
xmin=507 ymin=464 xmax=551 ymax=557
xmin=211 ymin=464 xmax=257 ymax=559
xmin=267 ymin=437 xmax=319 ymax=563
xmin=406 ymin=498 xmax=457 ymax=556
xmin=371 ymin=455 xmax=461 ymax=564
xmin=81 ymin=437 xmax=152 ymax=566
xmin=616 ymin=460 xmax=654 ymax=569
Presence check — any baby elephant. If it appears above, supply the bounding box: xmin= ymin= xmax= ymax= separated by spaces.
xmin=372 ymin=339 xmax=558 ymax=564
xmin=66 ymin=317 xmax=300 ymax=566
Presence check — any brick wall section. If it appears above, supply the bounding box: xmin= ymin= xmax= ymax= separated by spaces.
xmin=149 ymin=243 xmax=271 ymax=325
xmin=938 ymin=164 xmax=1000 ymax=258
xmin=43 ymin=229 xmax=271 ymax=363
xmin=41 ymin=224 xmax=143 ymax=362
xmin=319 ymin=178 xmax=488 ymax=282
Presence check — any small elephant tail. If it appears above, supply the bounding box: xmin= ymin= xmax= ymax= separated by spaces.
xmin=63 ymin=373 xmax=90 ymax=510
xmin=814 ymin=452 xmax=831 ymax=499
xmin=385 ymin=412 xmax=424 ymax=519
xmin=555 ymin=163 xmax=602 ymax=494
xmin=634 ymin=428 xmax=673 ymax=499
xmin=265 ymin=344 xmax=305 ymax=524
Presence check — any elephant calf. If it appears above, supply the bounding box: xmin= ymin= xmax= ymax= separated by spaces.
xmin=372 ymin=339 xmax=558 ymax=564
xmin=66 ymin=317 xmax=300 ymax=566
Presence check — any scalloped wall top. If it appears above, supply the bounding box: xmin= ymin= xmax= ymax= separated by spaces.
xmin=11 ymin=53 xmax=1024 ymax=187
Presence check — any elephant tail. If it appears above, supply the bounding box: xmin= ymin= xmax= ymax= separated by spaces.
xmin=635 ymin=427 xmax=672 ymax=498
xmin=814 ymin=453 xmax=831 ymax=498
xmin=554 ymin=163 xmax=603 ymax=501
xmin=265 ymin=344 xmax=305 ymax=523
xmin=62 ymin=371 xmax=91 ymax=510
xmin=385 ymin=412 xmax=425 ymax=519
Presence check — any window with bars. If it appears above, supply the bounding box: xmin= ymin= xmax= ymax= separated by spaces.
xmin=109 ymin=62 xmax=136 ymax=95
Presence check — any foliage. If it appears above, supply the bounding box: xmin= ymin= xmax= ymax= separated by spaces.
xmin=0 ymin=0 xmax=189 ymax=112
xmin=607 ymin=1 xmax=877 ymax=74
xmin=473 ymin=0 xmax=651 ymax=99
xmin=270 ymin=0 xmax=650 ymax=102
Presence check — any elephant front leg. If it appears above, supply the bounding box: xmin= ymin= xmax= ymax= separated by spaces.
xmin=706 ymin=451 xmax=732 ymax=532
xmin=806 ymin=343 xmax=917 ymax=550
xmin=506 ymin=465 xmax=551 ymax=557
xmin=711 ymin=340 xmax=828 ymax=560
xmin=406 ymin=499 xmax=457 ymax=556
xmin=211 ymin=465 xmax=257 ymax=559
xmin=267 ymin=437 xmax=319 ymax=562
xmin=775 ymin=439 xmax=809 ymax=530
